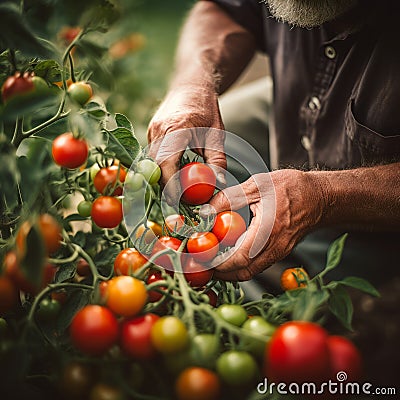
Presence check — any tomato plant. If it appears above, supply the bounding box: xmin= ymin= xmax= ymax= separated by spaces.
xmin=94 ymin=165 xmax=127 ymax=196
xmin=120 ymin=313 xmax=160 ymax=360
xmin=151 ymin=316 xmax=189 ymax=354
xmin=212 ymin=211 xmax=246 ymax=247
xmin=180 ymin=162 xmax=216 ymax=205
xmin=175 ymin=367 xmax=221 ymax=400
xmin=68 ymin=81 xmax=93 ymax=105
xmin=52 ymin=132 xmax=89 ymax=169
xmin=70 ymin=305 xmax=119 ymax=356
xmin=91 ymin=196 xmax=123 ymax=228
xmin=187 ymin=232 xmax=219 ymax=263
xmin=280 ymin=267 xmax=309 ymax=291
xmin=266 ymin=321 xmax=331 ymax=384
xmin=105 ymin=276 xmax=147 ymax=317
xmin=114 ymin=248 xmax=147 ymax=276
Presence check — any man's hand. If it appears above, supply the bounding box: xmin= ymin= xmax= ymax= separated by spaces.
xmin=209 ymin=169 xmax=326 ymax=281
xmin=147 ymin=84 xmax=227 ymax=202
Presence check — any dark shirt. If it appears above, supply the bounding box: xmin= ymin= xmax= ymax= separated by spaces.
xmin=206 ymin=0 xmax=400 ymax=170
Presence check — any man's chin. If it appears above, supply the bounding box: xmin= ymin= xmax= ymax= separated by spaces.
xmin=263 ymin=0 xmax=358 ymax=28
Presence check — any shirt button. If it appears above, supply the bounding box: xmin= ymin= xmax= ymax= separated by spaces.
xmin=308 ymin=96 xmax=321 ymax=111
xmin=301 ymin=136 xmax=312 ymax=151
xmin=325 ymin=45 xmax=336 ymax=59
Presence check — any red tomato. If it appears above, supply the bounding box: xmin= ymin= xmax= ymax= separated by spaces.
xmin=114 ymin=248 xmax=147 ymax=276
xmin=187 ymin=232 xmax=219 ymax=263
xmin=266 ymin=321 xmax=331 ymax=384
xmin=151 ymin=236 xmax=182 ymax=271
xmin=0 ymin=276 xmax=19 ymax=315
xmin=16 ymin=213 xmax=62 ymax=256
xmin=76 ymin=258 xmax=91 ymax=277
xmin=120 ymin=313 xmax=160 ymax=360
xmin=91 ymin=196 xmax=123 ymax=229
xmin=1 ymin=72 xmax=34 ymax=102
xmin=212 ymin=211 xmax=246 ymax=247
xmin=182 ymin=256 xmax=214 ymax=287
xmin=327 ymin=335 xmax=362 ymax=381
xmin=204 ymin=289 xmax=218 ymax=307
xmin=59 ymin=26 xmax=81 ymax=45
xmin=164 ymin=214 xmax=185 ymax=234
xmin=146 ymin=270 xmax=167 ymax=302
xmin=180 ymin=162 xmax=216 ymax=205
xmin=52 ymin=132 xmax=89 ymax=169
xmin=70 ymin=305 xmax=119 ymax=356
xmin=94 ymin=165 xmax=127 ymax=196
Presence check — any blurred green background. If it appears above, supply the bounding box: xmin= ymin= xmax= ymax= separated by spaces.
xmin=106 ymin=0 xmax=195 ymax=144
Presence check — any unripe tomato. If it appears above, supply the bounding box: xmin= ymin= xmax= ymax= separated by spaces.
xmin=180 ymin=162 xmax=216 ymax=205
xmin=0 ymin=276 xmax=19 ymax=315
xmin=189 ymin=334 xmax=220 ymax=369
xmin=242 ymin=316 xmax=276 ymax=355
xmin=135 ymin=221 xmax=163 ymax=244
xmin=187 ymin=232 xmax=219 ymax=263
xmin=91 ymin=196 xmax=123 ymax=229
xmin=164 ymin=214 xmax=185 ymax=234
xmin=151 ymin=316 xmax=189 ymax=354
xmin=36 ymin=298 xmax=61 ymax=322
xmin=94 ymin=165 xmax=127 ymax=196
xmin=216 ymin=304 xmax=247 ymax=327
xmin=113 ymin=248 xmax=147 ymax=276
xmin=77 ymin=200 xmax=92 ymax=217
xmin=1 ymin=72 xmax=34 ymax=102
xmin=327 ymin=335 xmax=362 ymax=381
xmin=280 ymin=267 xmax=309 ymax=291
xmin=136 ymin=159 xmax=161 ymax=185
xmin=31 ymin=76 xmax=49 ymax=92
xmin=52 ymin=132 xmax=89 ymax=169
xmin=120 ymin=313 xmax=160 ymax=360
xmin=68 ymin=81 xmax=93 ymax=105
xmin=175 ymin=367 xmax=221 ymax=400
xmin=70 ymin=305 xmax=119 ymax=355
xmin=60 ymin=361 xmax=94 ymax=399
xmin=216 ymin=350 xmax=258 ymax=386
xmin=105 ymin=276 xmax=147 ymax=317
xmin=266 ymin=321 xmax=331 ymax=384
xmin=89 ymin=383 xmax=126 ymax=400
xmin=212 ymin=211 xmax=246 ymax=247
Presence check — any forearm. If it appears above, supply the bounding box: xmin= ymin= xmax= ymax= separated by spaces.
xmin=170 ymin=1 xmax=256 ymax=94
xmin=309 ymin=163 xmax=400 ymax=230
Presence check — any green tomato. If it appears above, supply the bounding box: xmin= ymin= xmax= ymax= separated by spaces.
xmin=124 ymin=172 xmax=146 ymax=192
xmin=68 ymin=81 xmax=93 ymax=106
xmin=216 ymin=304 xmax=247 ymax=327
xmin=151 ymin=316 xmax=189 ymax=355
xmin=31 ymin=76 xmax=49 ymax=93
xmin=136 ymin=159 xmax=161 ymax=185
xmin=0 ymin=318 xmax=8 ymax=338
xmin=36 ymin=298 xmax=61 ymax=322
xmin=241 ymin=316 xmax=276 ymax=356
xmin=190 ymin=334 xmax=220 ymax=369
xmin=90 ymin=164 xmax=101 ymax=181
xmin=216 ymin=350 xmax=258 ymax=387
xmin=77 ymin=200 xmax=92 ymax=217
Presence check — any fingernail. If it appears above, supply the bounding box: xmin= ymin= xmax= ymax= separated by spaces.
xmin=217 ymin=172 xmax=226 ymax=186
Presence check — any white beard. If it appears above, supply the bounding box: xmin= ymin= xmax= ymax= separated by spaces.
xmin=263 ymin=0 xmax=358 ymax=28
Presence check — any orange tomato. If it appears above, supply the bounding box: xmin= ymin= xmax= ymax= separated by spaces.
xmin=280 ymin=267 xmax=309 ymax=291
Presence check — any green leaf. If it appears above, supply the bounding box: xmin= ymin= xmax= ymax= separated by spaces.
xmin=323 ymin=233 xmax=348 ymax=274
xmin=95 ymin=245 xmax=119 ymax=276
xmin=55 ymin=262 xmax=76 ymax=283
xmin=20 ymin=222 xmax=46 ymax=289
xmin=0 ymin=3 xmax=50 ymax=57
xmin=33 ymin=60 xmax=62 ymax=82
xmin=0 ymin=139 xmax=19 ymax=210
xmin=328 ymin=285 xmax=353 ymax=331
xmin=104 ymin=127 xmax=141 ymax=167
xmin=79 ymin=0 xmax=120 ymax=33
xmin=292 ymin=289 xmax=330 ymax=321
xmin=339 ymin=276 xmax=380 ymax=297
xmin=84 ymin=100 xmax=107 ymax=119
xmin=115 ymin=113 xmax=133 ymax=132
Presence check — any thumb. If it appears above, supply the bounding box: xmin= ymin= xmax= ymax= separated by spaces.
xmin=208 ymin=183 xmax=249 ymax=213
xmin=203 ymin=129 xmax=227 ymax=186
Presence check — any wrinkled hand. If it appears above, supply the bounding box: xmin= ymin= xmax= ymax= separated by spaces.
xmin=209 ymin=169 xmax=326 ymax=281
xmin=147 ymin=85 xmax=227 ymax=203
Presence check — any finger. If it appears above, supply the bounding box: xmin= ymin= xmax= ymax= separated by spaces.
xmin=208 ymin=184 xmax=249 ymax=213
xmin=203 ymin=129 xmax=227 ymax=186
